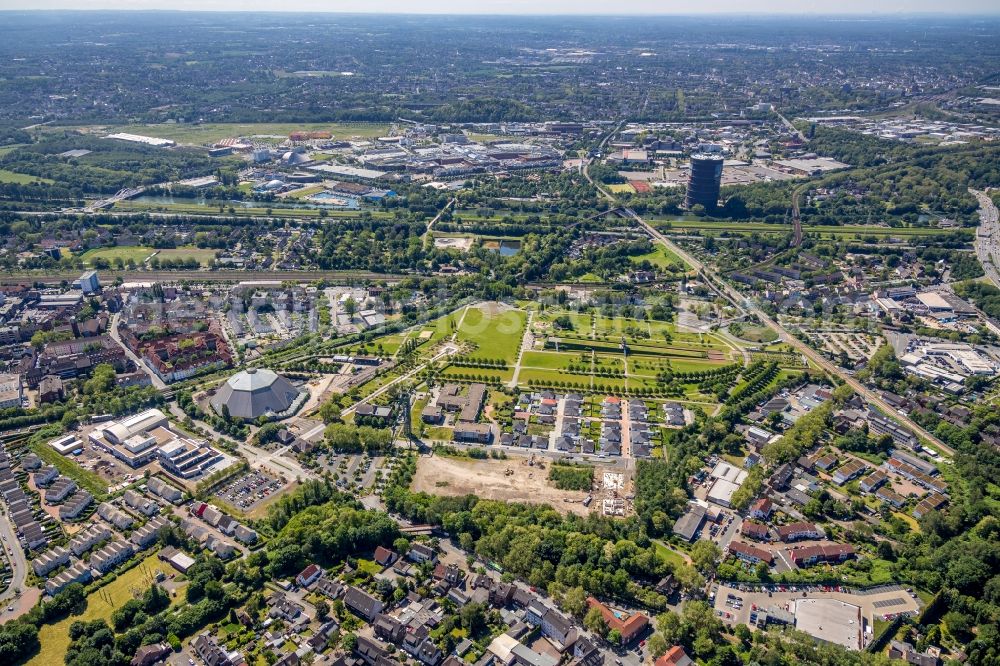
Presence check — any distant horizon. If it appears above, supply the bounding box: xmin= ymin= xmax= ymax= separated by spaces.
xmin=1 ymin=3 xmax=999 ymax=17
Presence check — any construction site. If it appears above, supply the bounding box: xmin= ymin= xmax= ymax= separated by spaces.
xmin=410 ymin=452 xmax=633 ymax=518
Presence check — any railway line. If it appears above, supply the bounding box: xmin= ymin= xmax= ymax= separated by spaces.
xmin=0 ymin=269 xmax=407 ymax=286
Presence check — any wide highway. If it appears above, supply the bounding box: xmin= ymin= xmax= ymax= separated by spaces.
xmin=971 ymin=188 xmax=1000 ymax=290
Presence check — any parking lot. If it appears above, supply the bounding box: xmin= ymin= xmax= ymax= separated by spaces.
xmin=712 ymin=582 xmax=921 ymax=628
xmin=314 ymin=452 xmax=387 ymax=495
xmin=214 ymin=469 xmax=288 ymax=511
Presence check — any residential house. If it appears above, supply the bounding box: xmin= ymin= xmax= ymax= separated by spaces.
xmin=344 ymin=586 xmax=384 ymax=621
xmin=748 ymin=498 xmax=773 ymax=520
xmin=586 ymin=597 xmax=648 ymax=644
xmin=408 ymin=542 xmax=437 ymax=563
xmin=59 ymin=491 xmax=93 ymax=520
xmin=727 ymin=541 xmax=774 ymax=566
xmin=32 ymin=546 xmax=70 ymax=577
xmin=90 ymin=541 xmax=136 ymax=574
xmin=296 ymin=563 xmax=323 ymax=588
xmin=69 ymin=523 xmax=112 ymax=556
xmin=787 ymin=543 xmax=855 ymax=567
xmin=775 ymin=522 xmax=823 ymax=542
xmin=374 ymin=546 xmax=399 ymax=567
xmin=656 ymin=646 xmax=693 ymax=666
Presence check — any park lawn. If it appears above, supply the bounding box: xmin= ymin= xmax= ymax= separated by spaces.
xmin=370 ymin=334 xmax=406 ymax=356
xmin=654 ymin=541 xmax=688 ymax=567
xmin=441 ymin=366 xmax=513 ymax=383
xmin=627 ymin=376 xmax=663 ymax=391
xmin=0 ymin=168 xmax=54 ymax=184
xmin=664 ymin=358 xmax=732 ymax=373
xmin=520 ymin=351 xmax=580 ymax=370
xmin=607 ymin=183 xmax=636 ymax=194
xmin=591 ymin=354 xmax=625 ymax=371
xmin=630 ymin=245 xmax=685 ymax=270
xmin=537 ymin=310 xmax=592 ymax=334
xmin=153 ymin=246 xmax=218 ymax=266
xmin=466 ymin=133 xmax=517 ymax=143
xmin=411 ymin=394 xmax=431 ymax=434
xmin=518 ymin=367 xmax=582 ymax=386
xmin=30 ymin=551 xmax=186 ymax=666
xmin=74 ymin=122 xmax=391 ymax=145
xmin=455 ymin=304 xmax=526 ymax=363
xmin=29 ymin=440 xmax=108 ymax=499
xmin=421 ymin=313 xmax=459 ymax=347
xmin=732 ymin=324 xmax=779 ymax=344
xmin=79 ymin=246 xmax=155 ymax=266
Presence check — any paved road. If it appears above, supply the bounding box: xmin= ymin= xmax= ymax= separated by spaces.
xmin=109 ymin=312 xmax=168 ymax=390
xmin=508 ymin=310 xmax=535 ymax=388
xmin=422 ymin=196 xmax=457 ymax=241
xmin=336 ymin=342 xmax=459 ymax=424
xmin=971 ymin=188 xmax=1000 ymax=289
xmin=585 ymin=140 xmax=953 ymax=457
xmin=0 ymin=268 xmax=406 ymax=287
xmin=166 ymin=402 xmax=316 ymax=481
xmin=0 ymin=510 xmax=29 ymax=611
xmin=775 ymin=110 xmax=807 ymax=143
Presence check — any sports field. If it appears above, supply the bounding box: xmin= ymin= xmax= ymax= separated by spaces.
xmin=79 ymin=246 xmax=154 ymax=266
xmin=79 ymin=245 xmax=217 ymax=267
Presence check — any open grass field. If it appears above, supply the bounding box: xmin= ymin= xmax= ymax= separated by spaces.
xmin=0 ymin=144 xmax=26 ymax=157
xmin=630 ymin=244 xmax=686 ymax=270
xmin=79 ymin=246 xmax=156 ymax=266
xmin=654 ymin=540 xmax=691 ymax=567
xmin=520 ymin=350 xmax=579 ymax=370
xmin=454 ymin=303 xmax=527 ymax=363
xmin=153 ymin=246 xmax=219 ymax=266
xmin=731 ymin=324 xmax=779 ymax=344
xmin=607 ymin=183 xmax=636 ymax=195
xmin=29 ymin=551 xmax=186 ymax=666
xmin=441 ymin=367 xmax=513 ymax=382
xmin=68 ymin=122 xmax=391 ymax=145
xmin=29 ymin=440 xmax=107 ymax=499
xmin=0 ymin=168 xmax=53 ymax=184
xmin=113 ymin=199 xmax=387 ymax=219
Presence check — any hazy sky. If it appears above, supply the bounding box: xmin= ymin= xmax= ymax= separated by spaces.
xmin=1 ymin=0 xmax=998 ymax=14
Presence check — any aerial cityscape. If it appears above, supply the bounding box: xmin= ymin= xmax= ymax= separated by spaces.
xmin=0 ymin=9 xmax=999 ymax=666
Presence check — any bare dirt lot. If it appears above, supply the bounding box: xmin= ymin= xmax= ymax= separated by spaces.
xmin=411 ymin=454 xmax=593 ymax=516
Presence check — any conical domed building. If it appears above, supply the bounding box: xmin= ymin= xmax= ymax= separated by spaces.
xmin=210 ymin=368 xmax=303 ymax=421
